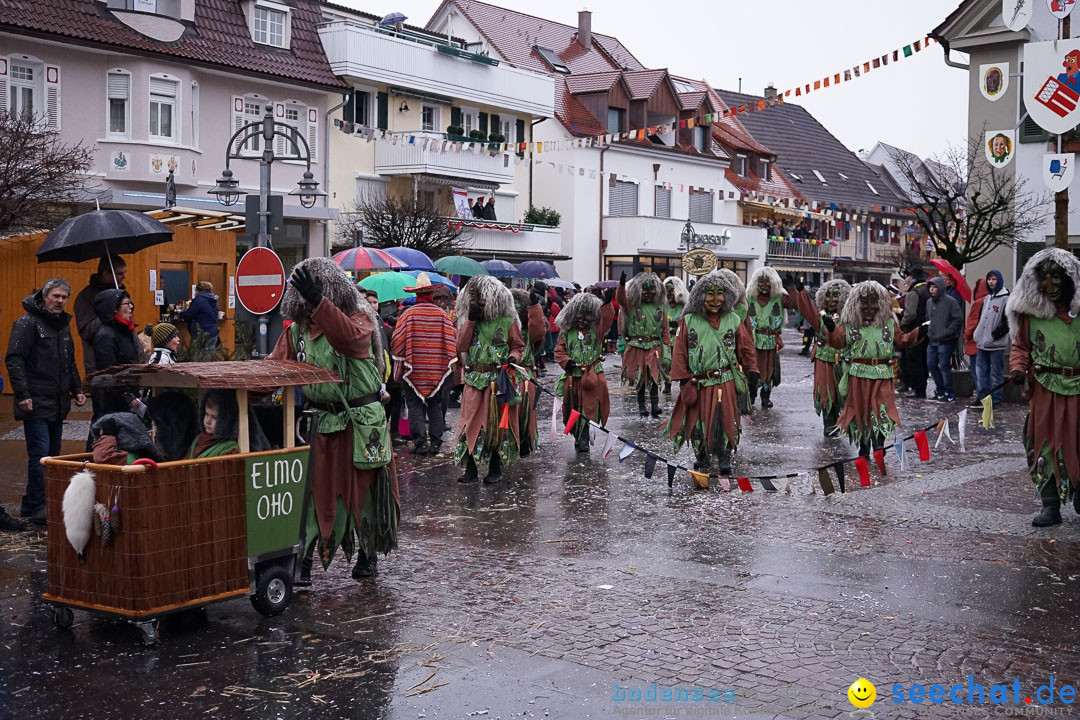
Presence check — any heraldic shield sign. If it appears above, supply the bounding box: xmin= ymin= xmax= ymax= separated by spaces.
xmin=1047 ymin=0 xmax=1077 ymax=19
xmin=1025 ymin=39 xmax=1080 ymax=134
xmin=980 ymin=63 xmax=1010 ymax=101
xmin=985 ymin=130 xmax=1016 ymax=167
xmin=1044 ymin=153 xmax=1075 ymax=192
xmin=1003 ymin=0 xmax=1033 ymax=31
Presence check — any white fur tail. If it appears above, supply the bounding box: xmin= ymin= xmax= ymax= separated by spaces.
xmin=62 ymin=470 xmax=96 ymax=562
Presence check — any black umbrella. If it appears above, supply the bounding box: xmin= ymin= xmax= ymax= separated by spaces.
xmin=36 ymin=210 xmax=174 ymax=265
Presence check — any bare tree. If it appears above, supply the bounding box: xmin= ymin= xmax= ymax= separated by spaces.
xmin=337 ymin=190 xmax=472 ymax=258
xmin=889 ymin=139 xmax=1049 ymax=270
xmin=0 ymin=111 xmax=95 ymax=237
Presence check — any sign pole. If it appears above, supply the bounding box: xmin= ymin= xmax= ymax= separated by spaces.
xmin=257 ymin=106 xmax=276 ymax=356
xmin=1056 ymin=16 xmax=1072 ymax=250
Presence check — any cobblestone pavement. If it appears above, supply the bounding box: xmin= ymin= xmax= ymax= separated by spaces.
xmin=2 ymin=329 xmax=1079 ymax=720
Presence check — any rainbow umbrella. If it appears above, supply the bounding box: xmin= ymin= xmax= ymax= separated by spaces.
xmin=332 ymin=247 xmax=405 ymax=271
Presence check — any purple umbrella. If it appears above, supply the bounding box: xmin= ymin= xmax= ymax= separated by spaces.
xmin=481 ymin=259 xmax=517 ymax=277
xmin=383 ymin=246 xmax=436 ymax=272
xmin=592 ymin=280 xmax=619 ymax=289
xmin=515 ymin=260 xmax=559 ymax=279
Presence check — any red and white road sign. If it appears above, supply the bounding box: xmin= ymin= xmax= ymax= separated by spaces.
xmin=236 ymin=247 xmax=285 ymax=315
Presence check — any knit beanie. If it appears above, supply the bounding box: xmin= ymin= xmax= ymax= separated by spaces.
xmin=151 ymin=322 xmax=179 ymax=348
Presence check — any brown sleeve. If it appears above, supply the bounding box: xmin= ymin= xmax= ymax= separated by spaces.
xmin=92 ymin=435 xmax=128 ymax=466
xmin=794 ymin=288 xmax=821 ymax=333
xmin=1010 ymin=315 xmax=1032 ymax=374
xmin=660 ymin=305 xmax=670 ymax=346
xmin=267 ymin=327 xmax=296 ymax=361
xmin=782 ymin=291 xmax=800 ymax=311
xmin=507 ymin=320 xmax=526 ymax=363
xmin=616 ymin=283 xmax=628 ymax=310
xmin=456 ymin=320 xmax=475 ymax=356
xmin=735 ymin=321 xmax=758 ymax=374
xmin=554 ymin=333 xmax=570 ymax=368
xmin=527 ymin=303 xmax=547 ymax=345
xmin=894 ymin=319 xmax=923 ymax=349
xmin=670 ymin=318 xmax=690 ymax=381
xmin=311 ymin=298 xmax=372 ymax=359
xmin=825 ymin=324 xmax=847 ymax=349
xmin=598 ymin=302 xmax=615 ymax=339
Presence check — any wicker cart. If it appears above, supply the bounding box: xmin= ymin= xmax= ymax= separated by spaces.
xmin=41 ymin=360 xmax=340 ymax=645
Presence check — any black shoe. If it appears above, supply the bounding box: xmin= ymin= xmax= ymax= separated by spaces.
xmin=0 ymin=509 xmax=28 ymax=532
xmin=351 ymin=555 xmax=377 ymax=579
xmin=1033 ymin=503 xmax=1062 ymax=527
xmin=760 ymin=391 xmax=773 ymax=409
xmin=911 ymin=391 xmax=927 ymax=399
xmin=412 ymin=441 xmax=430 ymax=455
xmin=520 ymin=444 xmax=531 ymax=457
xmin=638 ymin=404 xmax=649 ymax=418
xmin=650 ymin=404 xmax=662 ymax=418
xmin=28 ymin=507 xmax=46 ymax=526
xmin=693 ymin=455 xmax=710 ymax=471
xmin=458 ymin=457 xmax=479 ymax=484
xmin=663 ymin=382 xmax=672 ymax=395
xmin=483 ymin=455 xmax=503 ymax=484
xmin=718 ymin=451 xmax=732 ymax=476
xmin=296 ymin=555 xmax=313 ymax=587
xmin=1074 ymin=492 xmax=1080 ymax=515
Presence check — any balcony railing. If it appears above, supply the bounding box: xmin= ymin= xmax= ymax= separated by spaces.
xmin=767 ymin=238 xmax=835 ymax=261
xmin=376 ymin=139 xmax=516 ymax=184
xmin=448 ymin=217 xmax=562 ymax=257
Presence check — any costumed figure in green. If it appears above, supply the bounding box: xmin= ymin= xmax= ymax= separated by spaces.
xmin=787 ymin=274 xmax=852 ymax=436
xmin=617 ymin=271 xmax=670 ymax=418
xmin=453 ymin=276 xmax=526 ymax=484
xmin=511 ymin=284 xmax=550 ymax=457
xmin=270 ymin=257 xmax=398 ymax=582
xmin=743 ymin=266 xmax=799 ymax=409
xmin=1006 ymin=248 xmax=1080 ymax=527
xmin=667 ymin=270 xmax=759 ymax=475
xmin=662 ymin=276 xmax=688 ymax=394
xmin=822 ymin=281 xmax=924 ymax=457
xmin=554 ymin=292 xmax=616 ymax=452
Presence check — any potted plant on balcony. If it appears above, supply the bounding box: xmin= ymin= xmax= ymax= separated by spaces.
xmin=524 ymin=205 xmax=561 ymax=228
xmin=445 ymin=125 xmax=468 ymax=142
xmin=468 ymin=129 xmax=487 ymax=142
xmin=487 ymin=132 xmax=506 ymax=150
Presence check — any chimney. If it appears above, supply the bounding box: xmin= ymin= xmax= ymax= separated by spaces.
xmin=764 ymin=83 xmax=777 ymax=100
xmin=578 ymin=10 xmax=592 ymax=50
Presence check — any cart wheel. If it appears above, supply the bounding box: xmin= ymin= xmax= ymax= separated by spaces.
xmin=50 ymin=607 xmax=74 ymax=629
xmin=135 ymin=620 xmax=159 ymax=647
xmin=251 ymin=565 xmax=292 ymax=617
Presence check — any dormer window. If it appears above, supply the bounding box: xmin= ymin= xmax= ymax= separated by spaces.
xmin=789 ymin=172 xmax=802 ymax=182
xmin=106 ymin=0 xmax=181 ymax=19
xmin=535 ymin=46 xmax=570 ymax=74
xmin=736 ymin=154 xmax=747 ymax=177
xmin=759 ymin=159 xmax=771 ymax=181
xmin=672 ymin=79 xmax=696 ymax=94
xmin=252 ymin=1 xmax=290 ymax=48
xmin=606 ymin=107 xmax=625 ymax=135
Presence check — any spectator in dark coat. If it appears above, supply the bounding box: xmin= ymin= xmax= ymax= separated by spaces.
xmin=73 ymin=255 xmax=126 ymax=378
xmin=484 ymin=196 xmax=498 ymax=221
xmin=472 ymin=197 xmax=486 ymax=218
xmin=926 ymin=277 xmax=963 ymax=402
xmin=4 ymin=278 xmax=85 ymax=527
xmin=180 ymin=281 xmax=220 ymax=344
xmin=900 ymin=268 xmax=932 ymax=398
xmin=91 ymin=289 xmax=142 ymax=420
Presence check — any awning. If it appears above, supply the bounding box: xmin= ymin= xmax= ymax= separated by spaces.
xmin=635 ymin=247 xmax=761 ymax=261
xmin=414 ymin=173 xmax=502 ymax=191
xmin=119 ymin=192 xmax=339 ymax=221
xmin=741 ymin=201 xmax=831 ymax=222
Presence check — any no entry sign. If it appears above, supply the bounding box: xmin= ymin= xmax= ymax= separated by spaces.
xmin=236 ymin=247 xmax=285 ymax=315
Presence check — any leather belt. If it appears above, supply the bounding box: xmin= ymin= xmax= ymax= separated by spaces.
xmin=311 ymin=392 xmax=381 ymax=413
xmin=755 ymin=329 xmax=782 ymax=336
xmin=692 ymin=369 xmax=729 ymax=381
xmin=467 ymin=363 xmax=501 ymax=372
xmin=852 ymin=358 xmax=893 ymax=366
xmin=1035 ymin=365 xmax=1080 ymax=377
xmin=629 ymin=336 xmax=660 ymax=342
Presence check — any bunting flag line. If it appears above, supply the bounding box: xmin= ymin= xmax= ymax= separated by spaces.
xmin=896 ymin=438 xmax=907 ymax=471
xmin=934 ymin=418 xmax=953 ymax=449
xmin=873 ymin=448 xmax=887 ymax=476
xmin=833 ymin=462 xmax=847 ymax=494
xmin=719 ymin=476 xmax=731 ymax=492
xmin=736 ymin=477 xmax=754 ymax=492
xmin=549 ymin=396 xmax=563 ymax=442
xmin=667 ymin=463 xmax=678 ymax=489
xmin=563 ymin=408 xmax=581 ymax=435
xmin=914 ymin=430 xmax=931 ymax=461
xmin=818 ymin=468 xmax=835 ymax=496
xmin=855 ymin=456 xmax=871 ymax=487
xmin=644 ymin=453 xmax=658 ymax=479
xmin=602 ymin=431 xmax=619 ymax=458
xmin=981 ymin=395 xmax=995 ymax=429
xmin=759 ymin=478 xmax=778 ymax=493
xmin=779 ymin=477 xmax=792 ymax=494
xmin=690 ymin=471 xmax=710 ymax=490
xmin=958 ymin=409 xmax=968 ymax=453
xmin=618 ymin=441 xmax=636 ymax=462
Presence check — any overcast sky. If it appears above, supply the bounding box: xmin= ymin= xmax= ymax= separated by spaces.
xmin=343 ymin=0 xmax=968 ymax=160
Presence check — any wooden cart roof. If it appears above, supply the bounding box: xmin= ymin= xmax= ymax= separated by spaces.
xmin=86 ymin=360 xmax=341 ymax=389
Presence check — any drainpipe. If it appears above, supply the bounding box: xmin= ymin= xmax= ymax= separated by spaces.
xmin=598 ymin=143 xmax=609 ymax=280
xmin=931 ymin=34 xmax=970 ymax=71
xmin=324 ymin=93 xmax=348 ymax=256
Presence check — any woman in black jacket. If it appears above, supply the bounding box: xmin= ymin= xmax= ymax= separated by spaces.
xmin=91 ymin=288 xmax=142 ymax=419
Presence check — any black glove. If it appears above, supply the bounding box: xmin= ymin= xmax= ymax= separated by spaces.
xmin=746 ymin=371 xmax=760 ymax=395
xmin=784 ymin=273 xmax=795 ymax=289
xmin=795 ymin=277 xmax=805 ymax=293
xmin=291 ymin=267 xmax=323 ymax=308
xmin=679 ymin=378 xmax=689 ymax=388
xmin=1009 ymin=369 xmax=1026 ymax=385
xmin=820 ymin=312 xmax=836 ymax=333
xmin=532 ymin=280 xmax=548 ymax=296
xmin=468 ymin=305 xmax=483 ymax=322
xmin=619 ymin=271 xmax=627 ymax=286
xmin=917 ymin=324 xmax=928 ymax=341
xmin=604 ymin=288 xmax=615 ymax=304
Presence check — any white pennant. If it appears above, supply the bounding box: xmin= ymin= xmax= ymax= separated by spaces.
xmin=618 ymin=442 xmax=636 ymax=461
xmin=935 ymin=419 xmax=954 ymax=448
xmin=549 ymin=397 xmax=563 ymax=442
xmin=601 ymin=430 xmax=619 ymax=457
xmin=957 ymin=409 xmax=968 ymax=453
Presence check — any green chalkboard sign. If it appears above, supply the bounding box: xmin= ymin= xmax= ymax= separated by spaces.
xmin=245 ymin=451 xmax=308 ymax=558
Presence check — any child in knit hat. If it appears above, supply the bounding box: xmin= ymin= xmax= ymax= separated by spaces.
xmin=147 ymin=322 xmax=179 ymax=365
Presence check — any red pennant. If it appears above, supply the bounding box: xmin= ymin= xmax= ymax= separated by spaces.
xmin=563 ymin=409 xmax=581 ymax=434
xmin=498 ymin=403 xmax=510 ymax=430
xmin=873 ymin=448 xmax=887 ymax=476
xmin=736 ymin=477 xmax=753 ymax=492
xmin=914 ymin=430 xmax=930 ymax=461
xmin=855 ymin=457 xmax=871 ymax=487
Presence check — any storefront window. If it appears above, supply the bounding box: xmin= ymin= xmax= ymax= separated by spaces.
xmin=604 ymin=255 xmax=681 ymax=281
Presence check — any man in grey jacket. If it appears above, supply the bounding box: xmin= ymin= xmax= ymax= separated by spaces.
xmin=926 ymin=276 xmax=963 ymax=402
xmin=972 ymin=270 xmax=1010 ymax=405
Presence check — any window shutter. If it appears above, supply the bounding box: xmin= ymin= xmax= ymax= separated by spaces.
xmin=608 ymin=180 xmax=637 ymax=216
xmin=490 ymin=113 xmax=500 ymax=138
xmin=45 ymin=65 xmax=61 ymax=130
xmin=149 ymin=76 xmax=176 ymax=97
xmin=377 ymin=92 xmax=388 ymax=130
xmin=231 ymin=96 xmax=245 ymax=153
xmin=0 ymin=60 xmax=7 ymax=114
xmin=479 ymin=112 xmax=488 ymax=134
xmin=516 ymin=118 xmax=525 ymax=150
xmin=451 ymin=106 xmax=461 ymax=128
xmin=655 ymin=186 xmax=671 ymax=218
xmin=274 ymin=102 xmax=286 ymax=157
xmin=306 ymin=107 xmax=318 ymax=163
xmin=343 ymin=90 xmax=355 ymax=124
xmin=107 ymin=72 xmax=130 ymax=100
xmin=1018 ymin=98 xmax=1051 ymax=143
xmin=689 ymin=188 xmax=713 ymax=223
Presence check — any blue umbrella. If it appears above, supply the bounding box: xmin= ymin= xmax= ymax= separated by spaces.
xmin=481 ymin=259 xmax=517 ymax=277
xmin=380 ymin=11 xmax=407 ymax=26
xmin=515 ymin=260 xmax=559 ymax=279
xmin=383 ymin=246 xmax=436 ymax=272
xmin=404 ymin=270 xmax=457 ymax=291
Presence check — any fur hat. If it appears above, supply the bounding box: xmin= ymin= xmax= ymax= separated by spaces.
xmin=555 ymin=292 xmax=602 ymax=331
xmin=150 ymin=322 xmax=179 ymax=348
xmin=748 ymin=266 xmax=787 ymax=297
xmin=626 ymin=272 xmax=668 ymax=310
xmin=147 ymin=391 xmax=199 ymax=461
xmin=663 ymin=276 xmax=689 ymax=305
xmin=455 ymin=276 xmax=515 ymax=332
xmin=91 ymin=412 xmax=161 ymax=461
xmin=717 ymin=269 xmax=747 ymax=308
xmin=840 ymin=281 xmax=893 ymax=328
xmin=814 ymin=279 xmax=852 ymax=314
xmin=1006 ymin=247 xmax=1080 ymax=341
xmin=200 ymin=390 xmax=270 ymax=452
xmin=684 ymin=269 xmax=740 ymax=317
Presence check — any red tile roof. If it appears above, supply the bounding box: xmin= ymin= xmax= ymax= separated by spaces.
xmin=555 ymin=80 xmax=608 ymax=136
xmin=566 ymin=71 xmax=625 ymax=95
xmin=623 ymin=69 xmax=668 ymax=100
xmin=678 ymin=91 xmax=707 ymax=111
xmin=670 ymin=76 xmax=775 ymax=157
xmin=725 ymin=166 xmax=801 ymax=203
xmin=0 ymin=0 xmax=344 ymax=90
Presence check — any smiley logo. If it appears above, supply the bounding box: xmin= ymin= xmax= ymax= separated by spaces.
xmin=848 ymin=678 xmax=876 ymax=709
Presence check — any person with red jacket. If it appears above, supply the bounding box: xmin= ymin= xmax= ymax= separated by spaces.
xmin=963 ymin=278 xmax=988 ymax=401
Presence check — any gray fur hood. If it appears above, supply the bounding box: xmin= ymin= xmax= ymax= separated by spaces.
xmin=684 ymin=270 xmax=740 ymax=317
xmin=555 ymin=292 xmax=601 ymax=331
xmin=814 ymin=279 xmax=851 ymax=315
xmin=1006 ymin=247 xmax=1080 ymax=341
xmin=455 ymin=276 xmax=516 ymax=332
xmin=748 ymin=266 xmax=787 ymax=298
xmin=840 ymin=281 xmax=893 ymax=327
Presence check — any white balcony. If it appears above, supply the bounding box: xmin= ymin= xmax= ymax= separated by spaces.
xmin=450 ymin=218 xmax=563 ymax=260
xmin=375 ymin=139 xmax=516 ymax=185
xmin=318 ymin=21 xmax=555 ymax=118
xmin=603 ymin=216 xmax=766 ymax=264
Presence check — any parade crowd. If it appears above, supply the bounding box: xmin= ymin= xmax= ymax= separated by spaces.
xmin=3 ymin=248 xmax=1080 ymax=582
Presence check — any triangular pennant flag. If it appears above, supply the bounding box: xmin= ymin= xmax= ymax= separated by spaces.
xmin=643 ymin=453 xmax=658 ymax=479
xmin=833 ymin=462 xmax=846 ymax=493
xmin=958 ymin=409 xmax=968 ymax=453
xmin=718 ymin=476 xmax=731 ymax=492
xmin=854 ymin=457 xmax=871 ymax=487
xmin=896 ymin=439 xmax=907 ymax=471
xmin=563 ymin=409 xmax=580 ymax=435
xmin=498 ymin=403 xmax=510 ymax=430
xmin=618 ymin=441 xmax=636 ymax=462
xmin=981 ymin=395 xmax=995 ymax=429
xmin=873 ymin=448 xmax=887 ymax=476
xmin=903 ymin=44 xmax=913 ymax=57
xmin=590 ymin=422 xmax=597 ymax=445
xmin=667 ymin=463 xmax=678 ymax=489
xmin=759 ymin=478 xmax=777 ymax=493
xmin=914 ymin=430 xmax=930 ymax=461
xmin=736 ymin=477 xmax=753 ymax=492
xmin=779 ymin=477 xmax=791 ymax=494
xmin=817 ymin=468 xmax=835 ymax=496
xmin=602 ymin=430 xmax=619 ymax=458
xmin=549 ymin=396 xmax=563 ymax=441
xmin=935 ymin=418 xmax=954 ymax=448
xmin=690 ymin=471 xmax=710 ymax=489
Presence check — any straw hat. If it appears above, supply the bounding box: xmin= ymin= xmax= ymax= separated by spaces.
xmin=403 ymin=272 xmax=440 ymax=294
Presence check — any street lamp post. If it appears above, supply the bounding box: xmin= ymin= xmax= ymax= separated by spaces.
xmin=209 ymin=104 xmax=326 ymax=356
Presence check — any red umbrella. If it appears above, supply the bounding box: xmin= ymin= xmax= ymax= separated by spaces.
xmin=930 ymin=259 xmax=971 ymax=302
